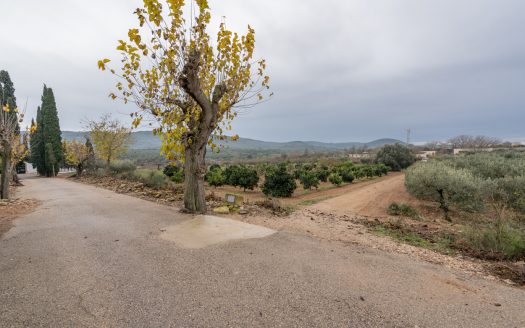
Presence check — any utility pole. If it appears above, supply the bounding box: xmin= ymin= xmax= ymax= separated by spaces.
xmin=406 ymin=129 xmax=411 ymax=145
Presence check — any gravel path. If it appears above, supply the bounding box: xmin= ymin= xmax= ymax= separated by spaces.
xmin=1 ymin=176 xmax=524 ymax=327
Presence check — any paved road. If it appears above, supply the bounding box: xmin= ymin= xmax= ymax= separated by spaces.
xmin=1 ymin=177 xmax=524 ymax=327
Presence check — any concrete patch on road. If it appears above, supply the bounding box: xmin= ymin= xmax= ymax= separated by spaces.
xmin=160 ymin=215 xmax=276 ymax=249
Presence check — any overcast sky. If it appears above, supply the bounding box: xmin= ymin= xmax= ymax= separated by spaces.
xmin=1 ymin=0 xmax=524 ymax=143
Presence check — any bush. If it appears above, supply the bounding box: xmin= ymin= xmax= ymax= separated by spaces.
xmin=170 ymin=170 xmax=184 ymax=183
xmin=109 ymin=160 xmax=136 ymax=174
xmin=163 ymin=164 xmax=184 ymax=183
xmin=333 ymin=162 xmax=355 ymax=183
xmin=387 ymin=202 xmax=421 ymax=220
xmin=315 ymin=165 xmax=330 ymax=182
xmin=405 ymin=161 xmax=483 ymax=221
xmin=262 ymin=164 xmax=297 ymax=198
xmin=299 ymin=171 xmax=320 ymax=190
xmin=95 ymin=168 xmax=106 ymax=177
xmin=237 ymin=166 xmax=260 ymax=191
xmin=163 ymin=164 xmax=179 ymax=177
xmin=373 ymin=164 xmax=389 ymax=176
xmin=463 ymin=222 xmax=525 ymax=261
xmin=224 ymin=165 xmax=240 ymax=186
xmin=132 ymin=169 xmax=170 ymax=189
xmin=376 ymin=144 xmax=416 ymax=171
xmin=223 ymin=165 xmax=259 ymax=191
xmin=205 ymin=166 xmax=225 ymax=188
xmin=328 ymin=173 xmax=343 ymax=186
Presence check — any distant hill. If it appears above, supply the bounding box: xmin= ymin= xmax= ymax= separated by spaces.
xmin=60 ymin=131 xmax=403 ymax=152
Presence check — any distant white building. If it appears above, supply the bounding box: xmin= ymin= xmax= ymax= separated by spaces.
xmin=25 ymin=162 xmax=37 ymax=174
xmin=453 ymin=148 xmax=494 ymax=155
xmin=417 ymin=151 xmax=437 ymax=160
xmin=349 ymin=152 xmax=372 ymax=159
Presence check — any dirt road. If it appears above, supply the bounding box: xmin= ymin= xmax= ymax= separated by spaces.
xmin=1 ymin=176 xmax=524 ymax=327
xmin=313 ymin=172 xmax=415 ymax=217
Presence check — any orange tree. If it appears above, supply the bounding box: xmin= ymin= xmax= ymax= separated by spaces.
xmin=99 ymin=0 xmax=270 ymax=213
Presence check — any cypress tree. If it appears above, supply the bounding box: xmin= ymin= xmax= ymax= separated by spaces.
xmin=32 ymin=85 xmax=63 ymax=177
xmin=30 ymin=107 xmax=46 ymax=174
xmin=0 ymin=70 xmax=19 ymax=133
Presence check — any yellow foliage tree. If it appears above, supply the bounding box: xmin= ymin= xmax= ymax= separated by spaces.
xmin=0 ymin=103 xmax=25 ymax=199
xmin=86 ymin=115 xmax=131 ymax=169
xmin=99 ymin=0 xmax=271 ymax=213
xmin=64 ymin=139 xmax=91 ymax=177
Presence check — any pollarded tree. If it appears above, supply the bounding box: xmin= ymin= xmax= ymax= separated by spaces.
xmin=99 ymin=0 xmax=271 ymax=213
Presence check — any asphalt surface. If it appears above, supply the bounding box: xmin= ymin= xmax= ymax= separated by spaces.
xmin=1 ymin=176 xmax=524 ymax=327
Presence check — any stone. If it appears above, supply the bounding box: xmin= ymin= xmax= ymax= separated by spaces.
xmin=225 ymin=193 xmax=244 ymax=206
xmin=213 ymin=206 xmax=230 ymax=214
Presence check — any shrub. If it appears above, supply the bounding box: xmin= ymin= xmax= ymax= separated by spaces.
xmin=373 ymin=164 xmax=390 ymax=176
xmin=223 ymin=165 xmax=259 ymax=191
xmin=109 ymin=160 xmax=136 ymax=174
xmin=299 ymin=171 xmax=320 ymax=190
xmin=376 ymin=144 xmax=416 ymax=171
xmin=405 ymin=161 xmax=483 ymax=221
xmin=205 ymin=166 xmax=225 ymax=188
xmin=170 ymin=170 xmax=184 ymax=183
xmin=163 ymin=164 xmax=179 ymax=177
xmin=132 ymin=169 xmax=170 ymax=189
xmin=163 ymin=164 xmax=184 ymax=183
xmin=387 ymin=202 xmax=421 ymax=220
xmin=95 ymin=168 xmax=106 ymax=177
xmin=236 ymin=166 xmax=259 ymax=191
xmin=315 ymin=165 xmax=330 ymax=182
xmin=332 ymin=161 xmax=355 ymax=183
xmin=224 ymin=165 xmax=241 ymax=186
xmin=463 ymin=222 xmax=525 ymax=261
xmin=262 ymin=164 xmax=297 ymax=198
xmin=328 ymin=173 xmax=343 ymax=186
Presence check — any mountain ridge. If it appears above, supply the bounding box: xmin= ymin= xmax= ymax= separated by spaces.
xmin=60 ymin=131 xmax=404 ymax=152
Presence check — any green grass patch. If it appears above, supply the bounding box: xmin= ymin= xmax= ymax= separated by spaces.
xmin=297 ymin=196 xmax=332 ymax=206
xmin=387 ymin=202 xmax=422 ymax=220
xmin=371 ymin=222 xmax=455 ymax=255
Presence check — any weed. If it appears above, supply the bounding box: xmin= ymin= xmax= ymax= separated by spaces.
xmin=387 ymin=202 xmax=422 ymax=220
xmin=461 ymin=221 xmax=525 ymax=261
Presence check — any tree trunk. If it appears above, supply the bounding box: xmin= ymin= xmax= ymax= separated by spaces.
xmin=183 ymin=143 xmax=207 ymax=214
xmin=1 ymin=144 xmax=12 ymax=199
xmin=437 ymin=189 xmax=451 ymax=222
xmin=76 ymin=164 xmax=83 ymax=177
xmin=11 ymin=167 xmax=21 ymax=186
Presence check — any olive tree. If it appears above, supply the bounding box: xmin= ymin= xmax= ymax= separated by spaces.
xmin=405 ymin=161 xmax=483 ymax=221
xmin=99 ymin=0 xmax=271 ymax=213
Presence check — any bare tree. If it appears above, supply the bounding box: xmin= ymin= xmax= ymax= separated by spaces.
xmin=448 ymin=135 xmax=501 ymax=149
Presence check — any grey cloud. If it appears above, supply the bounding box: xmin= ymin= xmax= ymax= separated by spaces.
xmin=1 ymin=0 xmax=524 ymax=142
